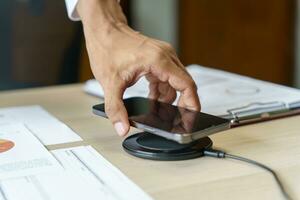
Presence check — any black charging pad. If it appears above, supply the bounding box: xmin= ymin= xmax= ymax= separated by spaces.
xmin=122 ymin=132 xmax=213 ymax=161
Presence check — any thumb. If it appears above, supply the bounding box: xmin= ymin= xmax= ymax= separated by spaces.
xmin=103 ymin=82 xmax=130 ymax=136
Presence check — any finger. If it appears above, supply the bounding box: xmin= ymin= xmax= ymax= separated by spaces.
xmin=103 ymin=81 xmax=130 ymax=137
xmin=177 ymin=83 xmax=200 ymax=112
xmin=164 ymin=57 xmax=200 ymax=111
xmin=150 ymin=59 xmax=200 ymax=111
xmin=178 ymin=108 xmax=197 ymax=132
xmin=146 ymin=75 xmax=176 ymax=104
xmin=157 ymin=82 xmax=177 ymax=103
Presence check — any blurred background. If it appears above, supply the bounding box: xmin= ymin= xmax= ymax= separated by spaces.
xmin=0 ymin=0 xmax=299 ymax=91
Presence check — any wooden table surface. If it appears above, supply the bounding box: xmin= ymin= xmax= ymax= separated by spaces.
xmin=0 ymin=84 xmax=299 ymax=200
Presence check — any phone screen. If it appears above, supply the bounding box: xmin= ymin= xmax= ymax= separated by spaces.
xmin=93 ymin=97 xmax=229 ymax=135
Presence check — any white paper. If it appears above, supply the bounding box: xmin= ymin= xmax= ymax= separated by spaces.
xmin=0 ymin=124 xmax=61 ymax=180
xmin=84 ymin=64 xmax=300 ymax=116
xmin=0 ymin=146 xmax=152 ymax=200
xmin=0 ymin=106 xmax=82 ymax=145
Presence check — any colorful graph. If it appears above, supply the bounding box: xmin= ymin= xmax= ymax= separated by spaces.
xmin=0 ymin=139 xmax=15 ymax=153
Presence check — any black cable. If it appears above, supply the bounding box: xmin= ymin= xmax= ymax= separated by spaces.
xmin=203 ymin=149 xmax=293 ymax=200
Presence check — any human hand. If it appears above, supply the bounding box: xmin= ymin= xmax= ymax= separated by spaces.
xmin=77 ymin=0 xmax=200 ymax=136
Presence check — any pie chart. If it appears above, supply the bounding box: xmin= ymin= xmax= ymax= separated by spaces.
xmin=0 ymin=139 xmax=15 ymax=153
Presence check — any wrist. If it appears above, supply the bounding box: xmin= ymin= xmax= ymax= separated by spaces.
xmin=77 ymin=0 xmax=125 ymax=30
xmin=77 ymin=0 xmax=128 ymax=44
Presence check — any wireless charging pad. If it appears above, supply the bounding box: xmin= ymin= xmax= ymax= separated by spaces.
xmin=122 ymin=132 xmax=213 ymax=161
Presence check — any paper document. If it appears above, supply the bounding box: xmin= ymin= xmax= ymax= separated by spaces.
xmin=84 ymin=64 xmax=300 ymax=118
xmin=0 ymin=146 xmax=152 ymax=200
xmin=0 ymin=124 xmax=61 ymax=180
xmin=0 ymin=106 xmax=82 ymax=145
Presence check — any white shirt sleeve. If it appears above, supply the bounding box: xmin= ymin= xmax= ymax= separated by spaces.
xmin=65 ymin=0 xmax=120 ymax=21
xmin=65 ymin=0 xmax=80 ymax=21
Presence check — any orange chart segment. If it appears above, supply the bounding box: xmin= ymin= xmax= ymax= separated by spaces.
xmin=0 ymin=139 xmax=15 ymax=153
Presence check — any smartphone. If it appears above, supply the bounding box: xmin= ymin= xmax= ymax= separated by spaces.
xmin=93 ymin=97 xmax=231 ymax=144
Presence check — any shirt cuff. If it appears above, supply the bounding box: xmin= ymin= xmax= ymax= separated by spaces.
xmin=65 ymin=0 xmax=120 ymax=21
xmin=65 ymin=0 xmax=80 ymax=21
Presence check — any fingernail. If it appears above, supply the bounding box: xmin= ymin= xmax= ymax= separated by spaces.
xmin=114 ymin=122 xmax=126 ymax=136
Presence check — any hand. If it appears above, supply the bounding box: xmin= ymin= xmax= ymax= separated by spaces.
xmin=77 ymin=0 xmax=200 ymax=136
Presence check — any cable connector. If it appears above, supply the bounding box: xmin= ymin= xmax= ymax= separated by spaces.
xmin=203 ymin=149 xmax=226 ymax=158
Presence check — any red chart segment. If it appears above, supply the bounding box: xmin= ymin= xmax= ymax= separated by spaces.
xmin=0 ymin=139 xmax=15 ymax=153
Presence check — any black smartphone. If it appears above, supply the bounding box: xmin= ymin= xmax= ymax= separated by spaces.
xmin=93 ymin=97 xmax=230 ymax=144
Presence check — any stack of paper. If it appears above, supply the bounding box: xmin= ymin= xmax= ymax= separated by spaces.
xmin=0 ymin=106 xmax=152 ymax=200
xmin=0 ymin=124 xmax=61 ymax=179
xmin=0 ymin=146 xmax=152 ymax=200
xmin=0 ymin=105 xmax=82 ymax=145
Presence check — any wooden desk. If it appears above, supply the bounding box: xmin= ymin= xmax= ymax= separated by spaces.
xmin=0 ymin=84 xmax=299 ymax=200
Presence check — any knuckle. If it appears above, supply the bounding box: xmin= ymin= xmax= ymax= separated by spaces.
xmin=152 ymin=48 xmax=166 ymax=61
xmin=163 ymin=42 xmax=175 ymax=52
xmin=118 ymin=70 xmax=133 ymax=83
xmin=184 ymin=77 xmax=197 ymax=91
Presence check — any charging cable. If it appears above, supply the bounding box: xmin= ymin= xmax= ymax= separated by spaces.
xmin=203 ymin=149 xmax=293 ymax=200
